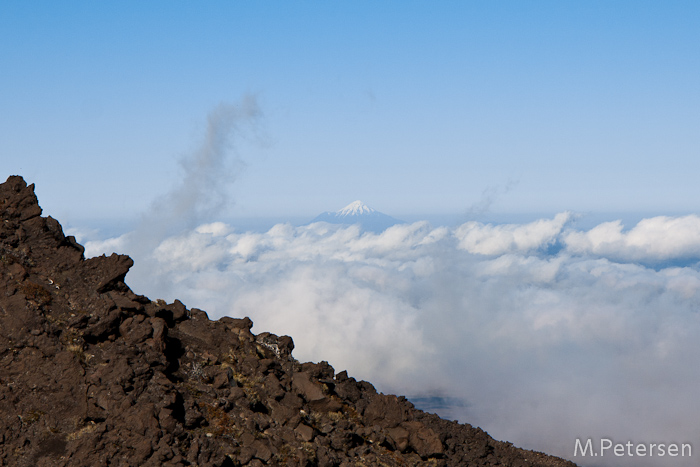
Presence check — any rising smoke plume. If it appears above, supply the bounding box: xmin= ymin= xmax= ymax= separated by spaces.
xmin=137 ymin=96 xmax=262 ymax=250
xmin=123 ymin=97 xmax=263 ymax=289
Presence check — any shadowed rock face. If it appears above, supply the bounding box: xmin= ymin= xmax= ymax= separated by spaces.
xmin=0 ymin=175 xmax=577 ymax=467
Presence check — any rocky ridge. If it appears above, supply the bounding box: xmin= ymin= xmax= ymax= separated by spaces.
xmin=0 ymin=176 xmax=577 ymax=466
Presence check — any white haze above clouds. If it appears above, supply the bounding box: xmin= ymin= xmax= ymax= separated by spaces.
xmin=66 ymin=100 xmax=700 ymax=467
xmin=78 ymin=212 xmax=700 ymax=467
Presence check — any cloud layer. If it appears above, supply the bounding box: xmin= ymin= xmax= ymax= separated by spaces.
xmin=80 ymin=213 xmax=700 ymax=467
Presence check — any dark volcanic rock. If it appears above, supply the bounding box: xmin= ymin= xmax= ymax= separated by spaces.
xmin=0 ymin=175 xmax=578 ymax=467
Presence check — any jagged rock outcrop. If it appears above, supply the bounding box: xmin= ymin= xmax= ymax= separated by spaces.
xmin=0 ymin=176 xmax=577 ymax=466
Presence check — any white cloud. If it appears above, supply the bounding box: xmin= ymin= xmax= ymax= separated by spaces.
xmin=564 ymin=214 xmax=700 ymax=262
xmin=195 ymin=221 xmax=231 ymax=236
xmin=87 ymin=213 xmax=700 ymax=467
xmin=83 ymin=234 xmax=130 ymax=259
xmin=454 ymin=212 xmax=572 ymax=255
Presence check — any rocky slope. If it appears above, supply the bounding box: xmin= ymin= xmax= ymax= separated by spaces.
xmin=0 ymin=176 xmax=577 ymax=467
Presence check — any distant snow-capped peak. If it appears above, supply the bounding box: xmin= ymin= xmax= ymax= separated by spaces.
xmin=337 ymin=200 xmax=375 ymax=217
xmin=309 ymin=200 xmax=403 ymax=233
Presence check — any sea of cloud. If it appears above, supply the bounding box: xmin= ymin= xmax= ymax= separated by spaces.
xmin=77 ymin=212 xmax=700 ymax=467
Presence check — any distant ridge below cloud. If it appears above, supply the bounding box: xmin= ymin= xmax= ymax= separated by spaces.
xmin=310 ymin=200 xmax=404 ymax=232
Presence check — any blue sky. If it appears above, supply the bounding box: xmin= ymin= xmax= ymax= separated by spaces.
xmin=2 ymin=1 xmax=699 ymax=223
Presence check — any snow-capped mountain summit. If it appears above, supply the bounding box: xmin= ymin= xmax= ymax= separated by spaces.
xmin=310 ymin=200 xmax=404 ymax=232
xmin=338 ymin=200 xmax=375 ymax=216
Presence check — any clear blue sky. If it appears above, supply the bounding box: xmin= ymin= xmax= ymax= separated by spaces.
xmin=2 ymin=1 xmax=699 ymax=223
